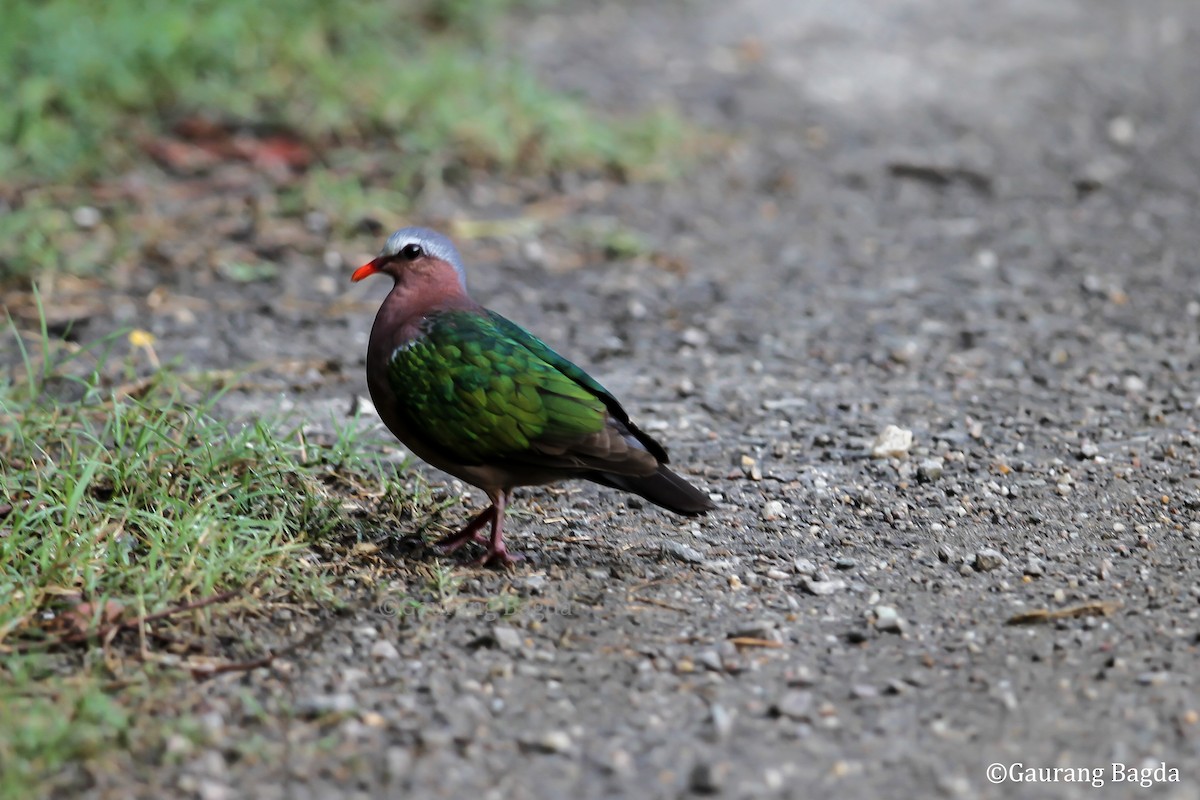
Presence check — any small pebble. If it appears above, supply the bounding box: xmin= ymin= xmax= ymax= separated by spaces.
xmin=717 ymin=640 xmax=742 ymax=672
xmin=164 ymin=734 xmax=193 ymax=757
xmin=871 ymin=425 xmax=914 ymax=458
xmin=801 ymin=576 xmax=847 ymax=596
xmin=873 ymin=605 xmax=904 ymax=633
xmin=1107 ymin=115 xmax=1136 ymax=145
xmin=662 ymin=541 xmax=707 ymax=564
xmin=521 ymin=240 xmax=547 ymax=266
xmin=792 ymin=557 xmax=817 ymax=575
xmin=516 ymin=574 xmax=548 ymax=593
xmin=761 ymin=500 xmax=786 ymax=521
xmin=709 ymin=704 xmax=734 ymax=740
xmin=741 ymin=454 xmax=763 ymax=481
xmin=974 ymin=549 xmax=1007 ymax=572
xmin=774 ymin=690 xmax=813 ymax=721
xmin=352 ymin=624 xmax=378 ymax=641
xmin=196 ymin=781 xmax=232 ymax=800
xmin=492 ymin=625 xmax=524 ymax=652
xmin=786 ymin=665 xmax=816 ymax=686
xmin=385 ymin=747 xmax=413 ymax=779
xmin=304 ymin=210 xmax=330 ymax=233
xmin=607 ymin=747 xmax=634 ymax=775
xmin=733 ymin=619 xmax=777 ymax=639
xmin=532 ymin=730 xmax=573 ymax=754
xmin=297 ymin=693 xmax=357 ymax=717
xmin=370 ymin=639 xmax=400 ymax=660
xmin=889 ymin=340 xmax=918 ymax=363
xmin=340 ymin=667 xmax=369 ymax=689
xmin=72 ymin=205 xmax=102 ymax=229
xmin=688 ymin=761 xmax=728 ymax=794
xmin=917 ymin=457 xmax=944 ymax=482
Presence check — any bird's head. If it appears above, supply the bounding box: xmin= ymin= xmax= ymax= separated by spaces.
xmin=351 ymin=227 xmax=468 ymax=290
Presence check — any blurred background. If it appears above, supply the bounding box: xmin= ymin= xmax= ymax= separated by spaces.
xmin=0 ymin=0 xmax=684 ymax=356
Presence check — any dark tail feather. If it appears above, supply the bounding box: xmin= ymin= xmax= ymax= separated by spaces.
xmin=588 ymin=465 xmax=716 ymax=516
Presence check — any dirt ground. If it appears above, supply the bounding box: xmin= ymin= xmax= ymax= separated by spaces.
xmin=50 ymin=0 xmax=1200 ymax=797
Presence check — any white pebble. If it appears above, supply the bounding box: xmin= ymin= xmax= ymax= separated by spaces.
xmin=1107 ymin=115 xmax=1136 ymax=146
xmin=370 ymin=639 xmax=400 ymax=660
xmin=72 ymin=205 xmax=102 ymax=229
xmin=870 ymin=425 xmax=914 ymax=458
xmin=535 ymin=730 xmax=573 ymax=754
xmin=761 ymin=500 xmax=786 ymax=521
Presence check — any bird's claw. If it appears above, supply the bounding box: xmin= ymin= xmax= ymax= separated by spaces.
xmin=470 ymin=548 xmax=525 ymax=568
xmin=434 ymin=527 xmax=523 ymax=565
xmin=434 ymin=529 xmax=489 ymax=554
xmin=430 ymin=498 xmax=521 ymax=567
xmin=434 ymin=504 xmax=497 ymax=554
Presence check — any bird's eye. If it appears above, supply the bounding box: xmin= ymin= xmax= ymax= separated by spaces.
xmin=399 ymin=243 xmax=424 ymax=261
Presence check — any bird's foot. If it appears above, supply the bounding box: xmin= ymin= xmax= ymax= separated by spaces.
xmin=472 ymin=495 xmax=522 ymax=567
xmin=435 ymin=529 xmax=489 ymax=555
xmin=434 ymin=494 xmax=522 ymax=567
xmin=435 ymin=505 xmax=496 ymax=554
xmin=470 ymin=546 xmax=525 ymax=568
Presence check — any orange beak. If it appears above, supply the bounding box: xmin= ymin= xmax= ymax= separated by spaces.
xmin=351 ymin=258 xmax=381 ymax=282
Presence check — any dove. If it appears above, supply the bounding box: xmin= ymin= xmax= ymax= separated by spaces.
xmin=353 ymin=227 xmax=714 ymax=565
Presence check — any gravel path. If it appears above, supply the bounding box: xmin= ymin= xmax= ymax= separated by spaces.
xmin=81 ymin=1 xmax=1200 ymax=797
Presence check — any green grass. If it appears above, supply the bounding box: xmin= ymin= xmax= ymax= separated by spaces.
xmin=0 ymin=334 xmax=353 ymax=649
xmin=0 ymin=195 xmax=129 ymax=282
xmin=0 ymin=0 xmax=684 ymax=183
xmin=0 ymin=311 xmax=391 ymax=797
xmin=0 ymin=664 xmax=140 ymax=798
xmin=0 ymin=0 xmax=688 ymax=286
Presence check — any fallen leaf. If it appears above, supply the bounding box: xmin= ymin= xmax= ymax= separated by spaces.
xmin=728 ymin=636 xmax=784 ymax=649
xmin=55 ymin=598 xmax=127 ymax=636
xmin=1006 ymin=600 xmax=1122 ymax=626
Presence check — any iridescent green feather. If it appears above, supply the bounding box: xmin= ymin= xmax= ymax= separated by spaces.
xmin=386 ymin=310 xmax=611 ymax=465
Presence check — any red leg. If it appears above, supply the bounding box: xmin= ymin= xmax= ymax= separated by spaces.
xmin=473 ymin=492 xmax=523 ymax=567
xmin=435 ymin=504 xmax=495 ymax=554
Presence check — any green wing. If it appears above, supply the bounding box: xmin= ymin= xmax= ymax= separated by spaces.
xmin=386 ymin=310 xmax=614 ymax=466
xmin=485 ymin=312 xmax=614 ymax=402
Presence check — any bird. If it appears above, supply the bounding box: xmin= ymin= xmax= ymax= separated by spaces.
xmin=351 ymin=226 xmax=715 ymax=566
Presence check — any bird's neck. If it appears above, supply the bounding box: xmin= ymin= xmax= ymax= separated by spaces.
xmin=372 ymin=267 xmax=479 ymax=348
